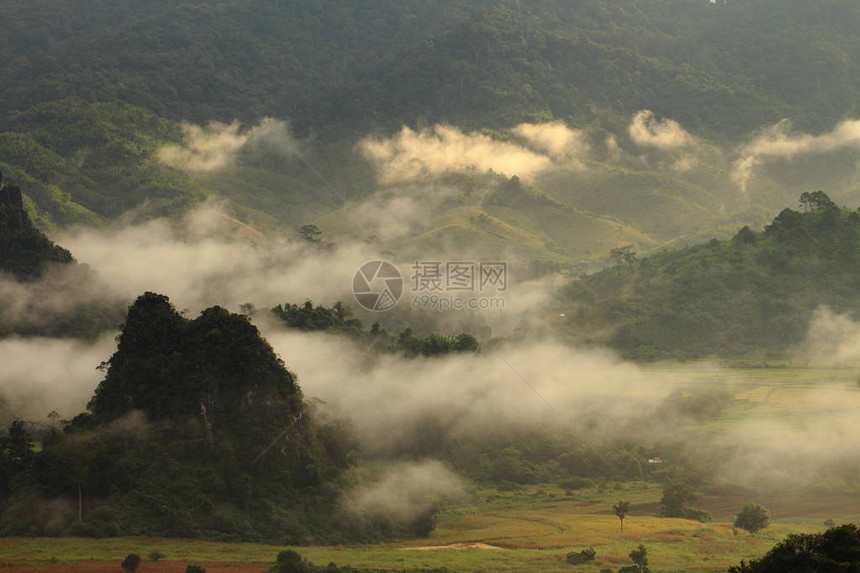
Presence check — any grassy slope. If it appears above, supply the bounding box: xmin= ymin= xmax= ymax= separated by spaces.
xmin=557 ymin=205 xmax=860 ymax=359
xmin=311 ymin=173 xmax=663 ymax=267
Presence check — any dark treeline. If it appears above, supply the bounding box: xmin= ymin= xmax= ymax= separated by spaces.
xmin=730 ymin=524 xmax=860 ymax=573
xmin=270 ymin=300 xmax=480 ymax=357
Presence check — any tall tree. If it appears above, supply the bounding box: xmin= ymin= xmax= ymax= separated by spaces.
xmin=613 ymin=500 xmax=631 ymax=534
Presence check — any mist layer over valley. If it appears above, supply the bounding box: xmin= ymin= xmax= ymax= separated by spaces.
xmin=4 ymin=1 xmax=860 ymax=571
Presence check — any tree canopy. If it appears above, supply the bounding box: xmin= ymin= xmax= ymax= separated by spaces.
xmin=734 ymin=503 xmax=771 ymax=534
xmin=560 ymin=194 xmax=860 ymax=360
xmin=729 ymin=524 xmax=860 ymax=573
xmin=0 ymin=293 xmax=350 ymax=542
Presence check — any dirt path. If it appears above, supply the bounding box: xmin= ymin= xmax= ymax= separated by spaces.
xmin=404 ymin=543 xmax=504 ymax=551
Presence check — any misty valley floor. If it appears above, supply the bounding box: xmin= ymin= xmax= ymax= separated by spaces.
xmin=9 ymin=366 xmax=860 ymax=572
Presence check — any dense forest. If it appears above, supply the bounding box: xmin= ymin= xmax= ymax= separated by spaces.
xmin=0 ymin=293 xmax=349 ymax=540
xmin=3 ymin=0 xmax=859 ymax=136
xmin=559 ymin=192 xmax=860 ymax=360
xmin=2 ymin=0 xmax=860 ymax=263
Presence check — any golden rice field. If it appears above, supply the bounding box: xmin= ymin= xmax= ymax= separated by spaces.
xmin=0 ymin=484 xmax=836 ymax=573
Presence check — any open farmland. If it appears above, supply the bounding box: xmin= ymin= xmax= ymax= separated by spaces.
xmin=0 ymin=484 xmax=840 ymax=573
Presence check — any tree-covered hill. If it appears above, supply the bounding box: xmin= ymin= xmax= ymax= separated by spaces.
xmin=0 ymin=293 xmax=351 ymax=541
xmin=0 ymin=174 xmax=123 ymax=338
xmin=558 ymin=192 xmax=860 ymax=360
xmin=2 ymin=0 xmax=860 ymax=264
xmin=0 ymin=174 xmax=73 ymax=279
xmin=4 ymin=0 xmax=860 ymax=138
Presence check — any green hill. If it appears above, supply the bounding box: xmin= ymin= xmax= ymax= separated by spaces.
xmin=557 ymin=192 xmax=860 ymax=360
xmin=4 ymin=1 xmax=860 ymax=137
xmin=1 ymin=293 xmax=350 ymax=541
xmin=0 ymin=176 xmax=73 ymax=279
xmin=2 ymin=0 xmax=860 ymax=261
xmin=0 ymin=174 xmax=123 ymax=338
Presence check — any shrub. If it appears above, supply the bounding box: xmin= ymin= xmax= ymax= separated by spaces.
xmin=275 ymin=550 xmax=307 ymax=573
xmin=121 ymin=554 xmax=141 ymax=573
xmin=683 ymin=507 xmax=713 ymax=523
xmin=734 ymin=503 xmax=770 ymax=534
xmin=566 ymin=547 xmax=596 ymax=564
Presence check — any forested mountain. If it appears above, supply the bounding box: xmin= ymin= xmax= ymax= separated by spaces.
xmin=0 ymin=176 xmax=122 ymax=338
xmin=558 ymin=193 xmax=860 ymax=360
xmin=0 ymin=175 xmax=73 ymax=279
xmin=0 ymin=293 xmax=352 ymax=541
xmin=3 ymin=0 xmax=859 ymax=136
xmin=2 ymin=0 xmax=860 ymax=264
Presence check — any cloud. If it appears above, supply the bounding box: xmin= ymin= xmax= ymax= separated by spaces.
xmin=628 ymin=110 xmax=697 ymax=150
xmin=8 ymin=211 xmax=860 ymax=495
xmin=6 ymin=200 xmax=548 ymax=346
xmin=612 ymin=111 xmax=708 ymax=173
xmin=714 ymin=387 xmax=860 ymax=489
xmin=0 ymin=263 xmax=123 ymax=335
xmin=511 ymin=122 xmax=588 ymax=164
xmin=0 ymin=334 xmax=117 ymax=419
xmin=802 ymin=307 xmax=860 ymax=366
xmin=262 ymin=329 xmax=685 ymax=449
xmin=157 ymin=117 xmax=300 ymax=172
xmin=0 ymin=197 xmax=554 ymax=423
xmin=260 ymin=312 xmax=860 ymax=492
xmin=605 ymin=134 xmax=622 ymax=161
xmin=732 ymin=119 xmax=860 ymax=192
xmin=345 ymin=460 xmax=465 ymax=524
xmin=350 ymin=184 xmax=460 ymax=241
xmin=358 ymin=123 xmax=588 ymax=184
xmin=57 ymin=203 xmax=378 ymax=314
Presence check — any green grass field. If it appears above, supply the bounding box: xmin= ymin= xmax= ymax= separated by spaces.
xmin=0 ymin=484 xmax=829 ymax=573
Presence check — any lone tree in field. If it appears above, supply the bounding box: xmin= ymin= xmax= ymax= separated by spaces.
xmin=121 ymin=554 xmax=141 ymax=573
xmin=734 ymin=502 xmax=770 ymax=534
xmin=613 ymin=500 xmax=631 ymax=533
xmin=298 ymin=224 xmax=322 ymax=244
